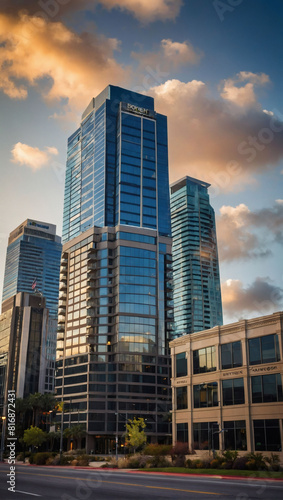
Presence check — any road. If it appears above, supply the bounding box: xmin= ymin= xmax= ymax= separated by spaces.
xmin=0 ymin=464 xmax=283 ymax=500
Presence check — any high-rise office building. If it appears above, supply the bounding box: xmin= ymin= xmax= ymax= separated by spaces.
xmin=170 ymin=176 xmax=223 ymax=336
xmin=2 ymin=219 xmax=62 ymax=318
xmin=0 ymin=293 xmax=50 ymax=413
xmin=56 ymin=85 xmax=174 ymax=453
xmin=2 ymin=219 xmax=62 ymax=392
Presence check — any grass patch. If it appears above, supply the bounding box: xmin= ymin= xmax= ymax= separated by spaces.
xmin=140 ymin=468 xmax=283 ymax=479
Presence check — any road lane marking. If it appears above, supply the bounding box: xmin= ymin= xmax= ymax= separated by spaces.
xmin=12 ymin=471 xmax=221 ymax=496
xmin=15 ymin=491 xmax=41 ymax=497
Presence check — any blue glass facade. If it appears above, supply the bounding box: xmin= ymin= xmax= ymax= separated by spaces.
xmin=170 ymin=177 xmax=223 ymax=335
xmin=2 ymin=220 xmax=62 ymax=319
xmin=62 ymin=85 xmax=171 ymax=243
xmin=57 ymin=86 xmax=173 ymax=452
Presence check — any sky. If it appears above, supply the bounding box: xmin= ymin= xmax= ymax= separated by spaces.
xmin=0 ymin=0 xmax=283 ymax=324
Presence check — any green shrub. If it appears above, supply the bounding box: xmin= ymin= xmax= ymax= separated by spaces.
xmin=232 ymin=456 xmax=249 ymax=470
xmin=33 ymin=452 xmax=53 ymax=465
xmin=190 ymin=459 xmax=204 ymax=469
xmin=29 ymin=454 xmax=35 ymax=464
xmin=143 ymin=444 xmax=172 ymax=456
xmin=76 ymin=454 xmax=90 ymax=466
xmin=246 ymin=453 xmax=267 ymax=471
xmin=264 ymin=453 xmax=281 ymax=471
xmin=148 ymin=455 xmax=171 ymax=468
xmin=60 ymin=455 xmax=72 ymax=466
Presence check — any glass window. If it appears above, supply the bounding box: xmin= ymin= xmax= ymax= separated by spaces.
xmin=249 ymin=334 xmax=280 ymax=365
xmin=177 ymin=423 xmax=188 ymax=444
xmin=222 ymin=378 xmax=245 ymax=405
xmin=254 ymin=420 xmax=281 ymax=451
xmin=176 ymin=386 xmax=187 ymax=410
xmin=221 ymin=341 xmax=242 ymax=369
xmin=193 ymin=346 xmax=217 ymax=374
xmin=224 ymin=421 xmax=247 ymax=450
xmin=193 ymin=422 xmax=219 ymax=450
xmin=194 ymin=382 xmax=218 ymax=408
xmin=251 ymin=374 xmax=283 ymax=403
xmin=176 ymin=352 xmax=187 ymax=377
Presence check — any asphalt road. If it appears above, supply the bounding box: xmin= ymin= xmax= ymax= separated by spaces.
xmin=0 ymin=464 xmax=283 ymax=500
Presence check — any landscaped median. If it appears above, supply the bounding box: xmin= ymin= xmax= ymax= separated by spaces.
xmin=137 ymin=468 xmax=283 ymax=479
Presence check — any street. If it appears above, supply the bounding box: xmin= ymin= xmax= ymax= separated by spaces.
xmin=0 ymin=464 xmax=283 ymax=500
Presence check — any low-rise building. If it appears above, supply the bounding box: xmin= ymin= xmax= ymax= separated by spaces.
xmin=170 ymin=312 xmax=283 ymax=461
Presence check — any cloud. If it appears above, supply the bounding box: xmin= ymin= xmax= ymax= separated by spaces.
xmin=222 ymin=278 xmax=283 ymax=321
xmin=11 ymin=142 xmax=58 ymax=170
xmin=1 ymin=0 xmax=182 ymax=22
xmin=149 ymin=78 xmax=283 ymax=188
xmin=0 ymin=11 xmax=128 ymax=118
xmin=98 ymin=0 xmax=183 ymax=21
xmin=132 ymin=39 xmax=202 ymax=75
xmin=217 ymin=201 xmax=283 ymax=261
xmin=220 ymin=71 xmax=270 ymax=108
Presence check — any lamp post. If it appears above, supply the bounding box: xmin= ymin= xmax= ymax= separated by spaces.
xmin=59 ymin=403 xmax=64 ymax=460
xmin=0 ymin=416 xmax=7 ymax=462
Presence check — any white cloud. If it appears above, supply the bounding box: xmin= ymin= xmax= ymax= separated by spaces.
xmin=99 ymin=0 xmax=183 ymax=21
xmin=220 ymin=71 xmax=270 ymax=108
xmin=132 ymin=39 xmax=202 ymax=78
xmin=149 ymin=78 xmax=283 ymax=188
xmin=217 ymin=201 xmax=283 ymax=261
xmin=11 ymin=142 xmax=58 ymax=170
xmin=222 ymin=277 xmax=283 ymax=321
xmin=0 ymin=11 xmax=128 ymax=118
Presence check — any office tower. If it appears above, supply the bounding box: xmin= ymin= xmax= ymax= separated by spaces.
xmin=2 ymin=219 xmax=62 ymax=318
xmin=2 ymin=219 xmax=62 ymax=392
xmin=56 ymin=85 xmax=174 ymax=453
xmin=0 ymin=293 xmax=50 ymax=413
xmin=170 ymin=176 xmax=223 ymax=336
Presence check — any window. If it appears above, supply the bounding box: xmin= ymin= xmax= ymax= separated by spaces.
xmin=193 ymin=346 xmax=216 ymax=374
xmin=176 ymin=352 xmax=187 ymax=377
xmin=193 ymin=382 xmax=218 ymax=408
xmin=222 ymin=378 xmax=245 ymax=405
xmin=176 ymin=386 xmax=187 ymax=410
xmin=253 ymin=420 xmax=281 ymax=451
xmin=224 ymin=421 xmax=247 ymax=450
xmin=221 ymin=341 xmax=242 ymax=369
xmin=249 ymin=334 xmax=280 ymax=365
xmin=177 ymin=423 xmax=188 ymax=443
xmin=193 ymin=422 xmax=219 ymax=450
xmin=251 ymin=374 xmax=283 ymax=403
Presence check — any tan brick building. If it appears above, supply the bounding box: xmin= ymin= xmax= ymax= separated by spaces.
xmin=170 ymin=312 xmax=283 ymax=461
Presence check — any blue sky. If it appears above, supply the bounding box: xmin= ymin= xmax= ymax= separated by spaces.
xmin=0 ymin=0 xmax=283 ymax=323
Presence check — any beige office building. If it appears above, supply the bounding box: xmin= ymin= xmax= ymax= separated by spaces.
xmin=170 ymin=311 xmax=283 ymax=462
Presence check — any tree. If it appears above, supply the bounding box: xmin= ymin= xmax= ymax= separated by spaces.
xmin=64 ymin=425 xmax=86 ymax=450
xmin=23 ymin=426 xmax=47 ymax=449
xmin=125 ymin=418 xmax=147 ymax=452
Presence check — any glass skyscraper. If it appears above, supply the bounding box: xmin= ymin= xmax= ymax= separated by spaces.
xmin=2 ymin=219 xmax=62 ymax=319
xmin=57 ymin=85 xmax=173 ymax=452
xmin=170 ymin=176 xmax=223 ymax=336
xmin=2 ymin=219 xmax=62 ymax=392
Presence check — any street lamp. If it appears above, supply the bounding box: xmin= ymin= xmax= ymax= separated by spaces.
xmin=0 ymin=416 xmax=7 ymax=462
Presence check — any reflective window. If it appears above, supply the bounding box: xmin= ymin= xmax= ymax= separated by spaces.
xmin=177 ymin=423 xmax=188 ymax=443
xmin=224 ymin=421 xmax=247 ymax=450
xmin=222 ymin=378 xmax=245 ymax=405
xmin=221 ymin=341 xmax=242 ymax=369
xmin=251 ymin=374 xmax=283 ymax=403
xmin=193 ymin=346 xmax=217 ymax=374
xmin=194 ymin=382 xmax=218 ymax=408
xmin=176 ymin=352 xmax=187 ymax=377
xmin=254 ymin=420 xmax=281 ymax=451
xmin=176 ymin=386 xmax=187 ymax=410
xmin=249 ymin=334 xmax=280 ymax=365
xmin=193 ymin=422 xmax=219 ymax=450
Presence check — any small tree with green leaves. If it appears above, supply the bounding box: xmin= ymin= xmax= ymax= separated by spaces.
xmin=23 ymin=426 xmax=47 ymax=450
xmin=125 ymin=418 xmax=147 ymax=453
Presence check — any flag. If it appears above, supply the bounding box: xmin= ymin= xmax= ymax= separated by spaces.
xmin=31 ymin=279 xmax=37 ymax=290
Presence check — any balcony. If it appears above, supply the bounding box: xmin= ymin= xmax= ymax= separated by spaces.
xmin=57 ymin=324 xmax=65 ymax=333
xmin=86 ymin=299 xmax=96 ymax=309
xmin=88 ymin=263 xmax=96 ymax=271
xmin=58 ymin=315 xmax=66 ymax=324
xmin=59 ymin=281 xmax=67 ymax=292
